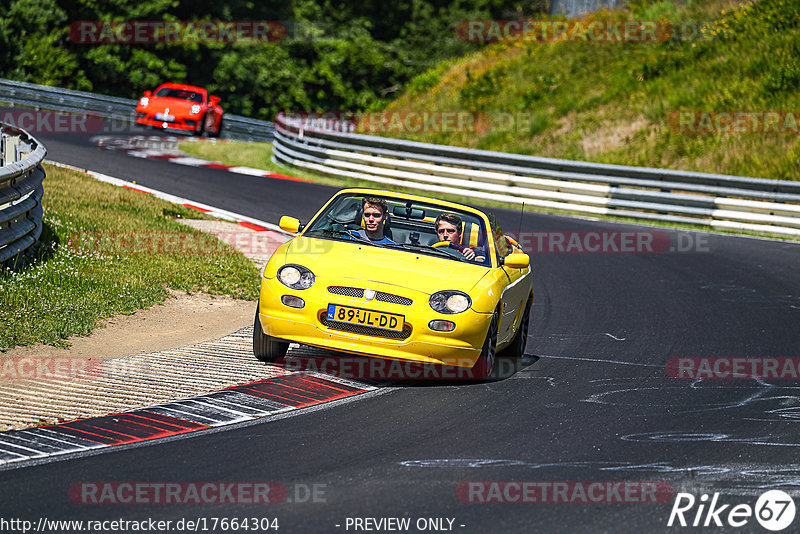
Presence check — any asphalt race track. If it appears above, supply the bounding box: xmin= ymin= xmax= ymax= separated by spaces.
xmin=3 ymin=129 xmax=800 ymax=533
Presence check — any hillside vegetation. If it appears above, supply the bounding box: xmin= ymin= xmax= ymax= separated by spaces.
xmin=384 ymin=0 xmax=800 ymax=180
xmin=0 ymin=0 xmax=543 ymax=120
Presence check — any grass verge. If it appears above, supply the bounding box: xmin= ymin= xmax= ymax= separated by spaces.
xmin=180 ymin=139 xmax=368 ymax=188
xmin=0 ymin=163 xmax=260 ymax=351
xmin=384 ymin=0 xmax=800 ymax=181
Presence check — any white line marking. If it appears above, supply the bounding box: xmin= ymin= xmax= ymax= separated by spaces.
xmin=229 ymin=166 xmax=270 ymax=176
xmin=169 ymin=157 xmax=209 ymax=166
xmin=540 ymin=354 xmax=662 ymax=367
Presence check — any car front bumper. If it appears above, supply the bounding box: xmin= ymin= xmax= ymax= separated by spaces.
xmin=135 ymin=113 xmax=198 ymax=132
xmin=258 ymin=277 xmax=492 ymax=368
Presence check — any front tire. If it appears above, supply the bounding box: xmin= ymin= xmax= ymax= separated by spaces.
xmin=253 ymin=305 xmax=289 ymax=362
xmin=471 ymin=309 xmax=499 ymax=380
xmin=196 ymin=113 xmax=207 ymax=137
xmin=500 ymin=297 xmax=532 ymax=359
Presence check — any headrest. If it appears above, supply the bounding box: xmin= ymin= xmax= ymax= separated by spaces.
xmin=460 ymin=221 xmax=479 ymax=248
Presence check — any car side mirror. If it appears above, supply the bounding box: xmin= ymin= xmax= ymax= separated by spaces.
xmin=143 ymin=91 xmax=152 ymax=97
xmin=279 ymin=216 xmax=301 ymax=233
xmin=502 ymin=253 xmax=529 ymax=269
xmin=209 ymin=95 xmax=221 ymax=106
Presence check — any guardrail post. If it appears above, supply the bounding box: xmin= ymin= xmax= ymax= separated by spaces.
xmin=2 ymin=134 xmax=21 ymax=166
xmin=15 ymin=139 xmax=31 ymax=162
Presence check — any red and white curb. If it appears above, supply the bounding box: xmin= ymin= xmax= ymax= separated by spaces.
xmin=91 ymin=135 xmax=309 ymax=182
xmin=48 ymin=161 xmax=293 ymax=236
xmin=0 ymin=370 xmax=376 ymax=469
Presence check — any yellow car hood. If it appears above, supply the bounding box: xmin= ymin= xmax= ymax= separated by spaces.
xmin=281 ymin=236 xmax=489 ymax=296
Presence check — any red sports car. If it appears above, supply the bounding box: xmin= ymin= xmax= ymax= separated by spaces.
xmin=135 ymin=83 xmax=223 ymax=136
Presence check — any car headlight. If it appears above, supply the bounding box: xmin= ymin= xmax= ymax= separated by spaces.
xmin=139 ymin=97 xmax=149 ymax=107
xmin=278 ymin=264 xmax=315 ymax=290
xmin=190 ymin=104 xmax=202 ymax=115
xmin=429 ymin=291 xmax=471 ymax=314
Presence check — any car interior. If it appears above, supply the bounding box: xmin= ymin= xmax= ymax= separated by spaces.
xmin=315 ymin=195 xmax=490 ymax=264
xmin=154 ymin=88 xmax=204 ymax=103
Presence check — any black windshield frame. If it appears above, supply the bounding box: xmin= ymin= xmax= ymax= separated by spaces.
xmin=302 ymin=193 xmax=492 ymax=266
xmin=154 ymin=88 xmax=205 ymax=103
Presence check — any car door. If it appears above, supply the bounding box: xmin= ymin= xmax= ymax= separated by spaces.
xmin=497 ymin=235 xmax=530 ymax=345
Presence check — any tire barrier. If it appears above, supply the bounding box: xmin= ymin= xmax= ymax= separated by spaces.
xmin=0 ymin=123 xmax=46 ymax=267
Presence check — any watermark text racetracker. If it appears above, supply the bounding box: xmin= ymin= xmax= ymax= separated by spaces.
xmin=668 ymin=111 xmax=800 ymax=134
xmin=283 ymin=110 xmax=588 ymax=135
xmin=457 ymin=19 xmax=672 ymax=43
xmin=69 ymin=481 xmax=326 ymax=505
xmin=0 ymin=356 xmax=101 ymax=380
xmin=0 ymin=108 xmax=164 ymax=135
xmin=457 ymin=481 xmax=674 ymax=503
xmin=0 ymin=109 xmax=106 ymax=134
xmin=283 ymin=110 xmax=489 ymax=135
xmin=68 ymin=231 xmax=287 ymax=257
xmin=502 ymin=230 xmax=709 ymax=254
xmin=458 ymin=19 xmax=734 ymax=43
xmin=667 ymin=357 xmax=800 ymax=380
xmin=70 ymin=21 xmax=286 ymax=44
xmin=280 ymin=355 xmax=508 ymax=381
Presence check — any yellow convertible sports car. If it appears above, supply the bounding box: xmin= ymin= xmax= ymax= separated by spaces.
xmin=254 ymin=188 xmax=533 ymax=379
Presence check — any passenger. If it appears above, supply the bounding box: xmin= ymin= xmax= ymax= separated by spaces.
xmin=435 ymin=213 xmax=483 ymax=262
xmin=348 ymin=197 xmax=395 ymax=244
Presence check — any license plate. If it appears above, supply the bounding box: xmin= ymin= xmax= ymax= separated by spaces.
xmin=326 ymin=304 xmax=404 ymax=332
xmin=155 ymin=113 xmax=174 ymax=121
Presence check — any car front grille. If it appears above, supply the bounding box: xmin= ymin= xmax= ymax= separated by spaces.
xmin=375 ymin=292 xmax=413 ymax=306
xmin=319 ymin=313 xmax=412 ymax=340
xmin=327 ymin=286 xmax=413 ymax=306
xmin=328 ymin=286 xmax=364 ymax=298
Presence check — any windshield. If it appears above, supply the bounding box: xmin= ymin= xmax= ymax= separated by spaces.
xmin=154 ymin=88 xmax=204 ymax=103
xmin=303 ymin=193 xmax=491 ymax=266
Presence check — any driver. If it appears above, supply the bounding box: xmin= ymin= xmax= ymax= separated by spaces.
xmin=347 ymin=197 xmax=395 ymax=244
xmin=435 ymin=213 xmax=483 ymax=261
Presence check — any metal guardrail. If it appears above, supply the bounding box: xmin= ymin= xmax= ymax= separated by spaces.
xmin=0 ymin=78 xmax=274 ymax=142
xmin=272 ymin=113 xmax=800 ymax=237
xmin=0 ymin=123 xmax=46 ymax=267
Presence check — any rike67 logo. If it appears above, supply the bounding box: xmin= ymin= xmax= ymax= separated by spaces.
xmin=668 ymin=490 xmax=796 ymax=531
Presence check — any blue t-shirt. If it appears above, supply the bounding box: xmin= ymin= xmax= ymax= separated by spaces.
xmin=347 ymin=229 xmax=394 ymax=245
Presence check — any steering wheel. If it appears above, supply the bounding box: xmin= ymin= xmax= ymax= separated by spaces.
xmin=431 ymin=241 xmax=452 ymax=248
